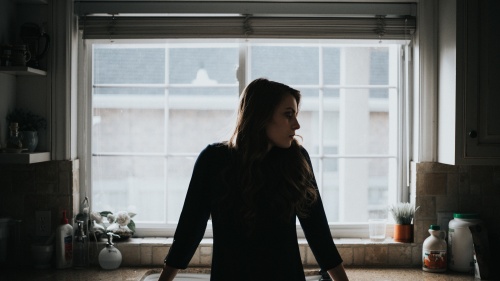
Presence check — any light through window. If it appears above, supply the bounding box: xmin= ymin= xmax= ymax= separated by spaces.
xmin=90 ymin=39 xmax=404 ymax=236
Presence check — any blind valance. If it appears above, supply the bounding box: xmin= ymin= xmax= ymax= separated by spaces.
xmin=77 ymin=1 xmax=416 ymax=40
xmin=80 ymin=15 xmax=415 ymax=40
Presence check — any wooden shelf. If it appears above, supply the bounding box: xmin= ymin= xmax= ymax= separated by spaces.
xmin=15 ymin=0 xmax=47 ymax=4
xmin=0 ymin=66 xmax=47 ymax=76
xmin=0 ymin=152 xmax=50 ymax=164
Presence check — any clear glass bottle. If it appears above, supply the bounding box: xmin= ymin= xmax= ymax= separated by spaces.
xmin=6 ymin=123 xmax=23 ymax=150
xmin=73 ymin=220 xmax=89 ymax=268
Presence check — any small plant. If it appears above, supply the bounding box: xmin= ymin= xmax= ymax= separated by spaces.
xmin=89 ymin=210 xmax=136 ymax=240
xmin=389 ymin=202 xmax=419 ymax=225
xmin=6 ymin=108 xmax=47 ymax=131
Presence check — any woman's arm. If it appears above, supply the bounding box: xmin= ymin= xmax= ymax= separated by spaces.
xmin=164 ymin=145 xmax=215 ymax=268
xmin=328 ymin=263 xmax=349 ymax=281
xmin=158 ymin=264 xmax=180 ymax=281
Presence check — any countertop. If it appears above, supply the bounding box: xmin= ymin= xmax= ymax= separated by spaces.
xmin=1 ymin=266 xmax=483 ymax=281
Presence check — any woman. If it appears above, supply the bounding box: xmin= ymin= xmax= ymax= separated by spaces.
xmin=159 ymin=78 xmax=348 ymax=281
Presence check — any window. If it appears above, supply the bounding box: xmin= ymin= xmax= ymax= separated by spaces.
xmin=87 ymin=38 xmax=408 ymax=237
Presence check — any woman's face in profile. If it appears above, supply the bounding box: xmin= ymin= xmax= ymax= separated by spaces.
xmin=266 ymin=93 xmax=301 ymax=150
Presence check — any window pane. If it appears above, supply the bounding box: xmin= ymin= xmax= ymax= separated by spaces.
xmin=338 ymin=89 xmax=393 ymax=155
xmin=167 ymin=156 xmax=197 ymax=223
xmin=94 ymin=47 xmax=165 ymax=84
xmin=322 ymin=158 xmax=339 ymax=221
xmin=92 ymin=107 xmax=165 ymax=153
xmin=169 ymin=47 xmax=238 ymax=84
xmin=167 ymin=108 xmax=236 ymax=153
xmin=323 ymin=47 xmax=341 ymax=85
xmin=250 ymin=45 xmax=319 ymax=85
xmin=322 ymin=158 xmax=390 ymax=222
xmin=298 ymin=89 xmax=319 ymax=154
xmin=92 ymin=156 xmax=166 ymax=223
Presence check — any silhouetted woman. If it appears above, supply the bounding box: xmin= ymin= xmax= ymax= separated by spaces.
xmin=159 ymin=78 xmax=348 ymax=281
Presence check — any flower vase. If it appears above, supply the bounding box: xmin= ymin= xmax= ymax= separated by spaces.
xmin=20 ymin=131 xmax=38 ymax=152
xmin=394 ymin=224 xmax=413 ymax=243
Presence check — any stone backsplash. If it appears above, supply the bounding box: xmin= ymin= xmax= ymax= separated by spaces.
xmin=411 ymin=162 xmax=500 ymax=268
xmin=0 ymin=159 xmax=79 ymax=265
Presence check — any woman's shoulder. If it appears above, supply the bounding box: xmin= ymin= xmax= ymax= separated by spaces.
xmin=200 ymin=142 xmax=232 ymax=158
xmin=206 ymin=142 xmax=230 ymax=152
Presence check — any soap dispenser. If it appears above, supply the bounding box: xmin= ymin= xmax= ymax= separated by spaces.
xmin=98 ymin=232 xmax=122 ymax=270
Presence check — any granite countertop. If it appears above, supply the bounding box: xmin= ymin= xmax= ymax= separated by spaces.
xmin=1 ymin=266 xmax=479 ymax=281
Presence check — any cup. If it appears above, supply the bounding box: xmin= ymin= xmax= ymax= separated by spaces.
xmin=369 ymin=219 xmax=387 ymax=242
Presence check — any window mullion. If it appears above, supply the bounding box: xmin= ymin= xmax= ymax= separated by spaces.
xmin=164 ymin=45 xmax=170 ymax=225
xmin=318 ymin=46 xmax=324 ymax=196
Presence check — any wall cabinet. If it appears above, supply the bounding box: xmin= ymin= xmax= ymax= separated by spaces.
xmin=438 ymin=0 xmax=500 ymax=165
xmin=462 ymin=0 xmax=500 ymax=161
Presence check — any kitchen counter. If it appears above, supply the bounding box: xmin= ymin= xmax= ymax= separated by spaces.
xmin=1 ymin=266 xmax=480 ymax=281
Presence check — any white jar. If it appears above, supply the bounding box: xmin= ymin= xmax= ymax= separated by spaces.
xmin=422 ymin=225 xmax=447 ymax=272
xmin=448 ymin=213 xmax=483 ymax=273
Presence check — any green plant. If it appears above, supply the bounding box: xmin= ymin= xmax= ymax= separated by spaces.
xmin=389 ymin=202 xmax=419 ymax=225
xmin=6 ymin=108 xmax=47 ymax=131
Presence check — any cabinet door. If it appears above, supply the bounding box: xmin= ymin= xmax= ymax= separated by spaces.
xmin=463 ymin=0 xmax=500 ymax=160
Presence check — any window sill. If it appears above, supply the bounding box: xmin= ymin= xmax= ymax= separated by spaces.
xmin=91 ymin=237 xmax=422 ymax=267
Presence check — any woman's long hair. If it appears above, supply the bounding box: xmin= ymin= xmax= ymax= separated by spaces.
xmin=224 ymin=78 xmax=317 ymax=227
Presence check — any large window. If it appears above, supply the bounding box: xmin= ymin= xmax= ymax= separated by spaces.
xmin=88 ymin=39 xmax=407 ymax=237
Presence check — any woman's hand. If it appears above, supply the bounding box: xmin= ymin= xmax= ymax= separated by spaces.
xmin=327 ymin=263 xmax=349 ymax=281
xmin=157 ymin=264 xmax=179 ymax=281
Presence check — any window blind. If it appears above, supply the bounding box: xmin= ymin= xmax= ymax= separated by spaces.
xmin=76 ymin=1 xmax=416 ymax=40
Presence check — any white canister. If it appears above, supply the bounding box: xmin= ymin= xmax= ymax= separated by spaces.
xmin=448 ymin=213 xmax=483 ymax=273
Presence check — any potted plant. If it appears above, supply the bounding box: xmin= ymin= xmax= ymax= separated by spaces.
xmin=89 ymin=210 xmax=136 ymax=241
xmin=6 ymin=108 xmax=47 ymax=152
xmin=389 ymin=202 xmax=419 ymax=243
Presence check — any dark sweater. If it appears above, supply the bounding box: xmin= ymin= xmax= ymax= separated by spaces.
xmin=165 ymin=143 xmax=343 ymax=281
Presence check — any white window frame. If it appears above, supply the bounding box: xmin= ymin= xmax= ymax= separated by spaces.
xmin=80 ymin=38 xmax=412 ymax=238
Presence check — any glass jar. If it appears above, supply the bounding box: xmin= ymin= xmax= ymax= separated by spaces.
xmin=6 ymin=123 xmax=23 ymax=151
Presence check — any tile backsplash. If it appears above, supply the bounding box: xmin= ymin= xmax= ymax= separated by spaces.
xmin=0 ymin=159 xmax=79 ymax=265
xmin=411 ymin=162 xmax=500 ymax=268
xmin=1 ymin=159 xmax=499 ymax=268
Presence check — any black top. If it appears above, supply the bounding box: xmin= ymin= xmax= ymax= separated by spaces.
xmin=165 ymin=143 xmax=343 ymax=281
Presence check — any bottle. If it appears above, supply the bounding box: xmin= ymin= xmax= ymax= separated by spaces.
xmin=55 ymin=211 xmax=73 ymax=269
xmin=73 ymin=220 xmax=89 ymax=268
xmin=422 ymin=225 xmax=447 ymax=272
xmin=448 ymin=213 xmax=483 ymax=273
xmin=1 ymin=49 xmax=12 ymax=66
xmin=98 ymin=232 xmax=122 ymax=270
xmin=6 ymin=123 xmax=23 ymax=150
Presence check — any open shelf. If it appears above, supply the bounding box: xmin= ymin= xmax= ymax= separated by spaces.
xmin=0 ymin=152 xmax=50 ymax=164
xmin=0 ymin=66 xmax=47 ymax=76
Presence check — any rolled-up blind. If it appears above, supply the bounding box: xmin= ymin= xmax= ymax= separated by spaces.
xmin=76 ymin=1 xmax=416 ymax=40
